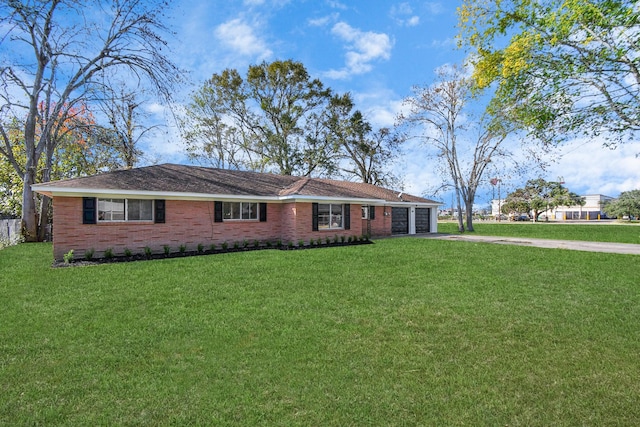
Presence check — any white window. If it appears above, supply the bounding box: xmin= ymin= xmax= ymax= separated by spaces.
xmin=361 ymin=206 xmax=369 ymax=219
xmin=223 ymin=202 xmax=258 ymax=220
xmin=318 ymin=204 xmax=343 ymax=229
xmin=98 ymin=199 xmax=153 ymax=222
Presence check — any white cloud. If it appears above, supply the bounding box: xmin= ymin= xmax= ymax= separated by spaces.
xmin=425 ymin=2 xmax=445 ymax=15
xmin=308 ymin=13 xmax=339 ymax=27
xmin=390 ymin=3 xmax=420 ymax=27
xmin=548 ymin=139 xmax=640 ymax=197
xmin=325 ymin=22 xmax=393 ymax=79
xmin=214 ymin=18 xmax=273 ymax=61
xmin=326 ymin=0 xmax=347 ymax=10
xmin=407 ymin=16 xmax=420 ymax=26
xmin=429 ymin=37 xmax=456 ymax=48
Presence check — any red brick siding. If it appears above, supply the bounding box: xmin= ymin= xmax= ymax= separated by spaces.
xmin=364 ymin=205 xmax=392 ymax=237
xmin=52 ymin=197 xmax=283 ymax=261
xmin=52 ymin=198 xmax=377 ymax=261
xmin=279 ymin=202 xmax=364 ymax=245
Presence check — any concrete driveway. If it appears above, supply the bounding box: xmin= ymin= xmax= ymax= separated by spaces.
xmin=423 ymin=234 xmax=640 ymax=255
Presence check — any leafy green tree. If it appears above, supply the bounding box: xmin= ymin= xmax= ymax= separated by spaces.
xmin=502 ymin=178 xmax=585 ymax=220
xmin=0 ymin=113 xmax=122 ymax=222
xmin=603 ymin=190 xmax=640 ymax=219
xmin=0 ymin=135 xmax=24 ymax=218
xmin=0 ymin=0 xmax=182 ymax=241
xmin=458 ymin=0 xmax=640 ymax=146
xmin=500 ymin=188 xmax=530 ymax=218
xmin=183 ymin=60 xmax=403 ymax=182
xmin=183 ymin=60 xmax=334 ymax=176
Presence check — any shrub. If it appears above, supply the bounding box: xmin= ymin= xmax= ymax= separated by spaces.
xmin=104 ymin=248 xmax=114 ymax=259
xmin=233 ymin=241 xmax=240 ymax=250
xmin=276 ymin=239 xmax=282 ymax=248
xmin=164 ymin=245 xmax=170 ymax=255
xmin=179 ymin=244 xmax=187 ymax=253
xmin=221 ymin=241 xmax=228 ymax=250
xmin=309 ymin=238 xmax=314 ymax=246
xmin=333 ymin=235 xmax=339 ymax=243
xmin=340 ymin=235 xmax=346 ymax=243
xmin=144 ymin=246 xmax=152 ymax=258
xmin=197 ymin=243 xmax=204 ymax=253
xmin=243 ymin=239 xmax=249 ymax=248
xmin=266 ymin=241 xmax=272 ymax=248
xmin=253 ymin=240 xmax=260 ymax=248
xmin=347 ymin=236 xmax=353 ymax=243
xmin=288 ymin=241 xmax=294 ymax=249
xmin=63 ymin=250 xmax=74 ymax=264
xmin=124 ymin=248 xmax=132 ymax=257
xmin=298 ymin=239 xmax=305 ymax=247
xmin=325 ymin=236 xmax=331 ymax=244
xmin=209 ymin=243 xmax=216 ymax=252
xmin=84 ymin=248 xmax=94 ymax=261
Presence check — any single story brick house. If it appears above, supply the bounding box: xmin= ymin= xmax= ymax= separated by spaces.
xmin=32 ymin=164 xmax=441 ymax=261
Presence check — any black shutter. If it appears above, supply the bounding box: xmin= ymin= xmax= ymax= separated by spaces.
xmin=214 ymin=201 xmax=223 ymax=222
xmin=369 ymin=205 xmax=375 ymax=220
xmin=154 ymin=200 xmax=165 ymax=223
xmin=259 ymin=203 xmax=267 ymax=222
xmin=344 ymin=204 xmax=350 ymax=230
xmin=83 ymin=197 xmax=96 ymax=224
xmin=312 ymin=203 xmax=319 ymax=231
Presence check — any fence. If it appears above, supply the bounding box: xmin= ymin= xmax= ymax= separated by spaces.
xmin=0 ymin=219 xmax=21 ymax=247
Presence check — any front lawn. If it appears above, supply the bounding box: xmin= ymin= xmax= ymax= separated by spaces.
xmin=439 ymin=221 xmax=640 ymax=244
xmin=1 ymin=240 xmax=639 ymax=425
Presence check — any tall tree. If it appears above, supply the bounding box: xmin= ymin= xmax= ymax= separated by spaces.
xmin=98 ymin=84 xmax=162 ymax=169
xmin=326 ymin=93 xmax=402 ymax=186
xmin=182 ymin=60 xmax=335 ymax=176
xmin=398 ymin=64 xmax=510 ymax=232
xmin=247 ymin=60 xmax=334 ymax=176
xmin=0 ymin=0 xmax=182 ymax=241
xmin=458 ymin=0 xmax=640 ymax=147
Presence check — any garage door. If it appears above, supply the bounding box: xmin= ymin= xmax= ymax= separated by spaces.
xmin=415 ymin=208 xmax=430 ymax=234
xmin=391 ymin=207 xmax=409 ymax=234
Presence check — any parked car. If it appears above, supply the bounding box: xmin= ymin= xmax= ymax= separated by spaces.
xmin=514 ymin=214 xmax=530 ymax=221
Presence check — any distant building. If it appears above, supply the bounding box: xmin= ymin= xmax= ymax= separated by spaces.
xmin=553 ymin=194 xmax=614 ymax=220
xmin=491 ymin=194 xmax=615 ymax=220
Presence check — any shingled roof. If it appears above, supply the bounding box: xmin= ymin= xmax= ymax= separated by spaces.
xmin=32 ymin=163 xmax=439 ymax=204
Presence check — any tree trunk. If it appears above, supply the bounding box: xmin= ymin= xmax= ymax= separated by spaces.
xmin=455 ymin=189 xmax=465 ymax=233
xmin=21 ymin=169 xmax=38 ymax=242
xmin=38 ymin=195 xmax=51 ymax=242
xmin=465 ymin=199 xmax=475 ymax=232
xmin=37 ymin=149 xmax=55 ymax=241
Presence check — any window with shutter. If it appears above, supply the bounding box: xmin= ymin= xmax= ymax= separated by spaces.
xmin=83 ymin=197 xmax=97 ymax=224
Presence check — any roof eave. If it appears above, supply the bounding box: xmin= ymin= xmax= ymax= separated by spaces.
xmin=30 ymin=186 xmax=282 ymax=201
xmin=32 ymin=185 xmax=442 ymax=206
xmin=278 ymin=195 xmax=386 ymax=204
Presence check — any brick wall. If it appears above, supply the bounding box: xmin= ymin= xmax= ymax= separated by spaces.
xmin=52 ymin=198 xmax=283 ymax=261
xmin=362 ymin=205 xmax=392 ymax=237
xmin=52 ymin=198 xmax=379 ymax=261
xmin=280 ymin=202 xmax=365 ymax=244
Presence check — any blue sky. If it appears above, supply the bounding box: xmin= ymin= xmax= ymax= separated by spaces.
xmin=145 ymin=0 xmax=640 ymax=206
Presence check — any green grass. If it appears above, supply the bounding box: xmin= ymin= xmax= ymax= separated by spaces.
xmin=439 ymin=221 xmax=640 ymax=244
xmin=1 ymin=240 xmax=640 ymax=425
